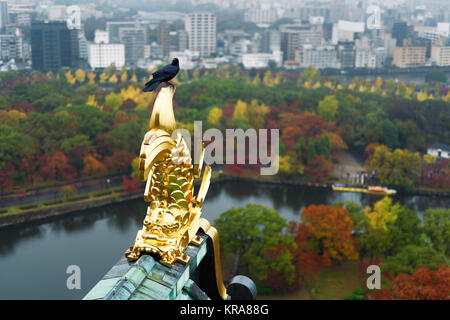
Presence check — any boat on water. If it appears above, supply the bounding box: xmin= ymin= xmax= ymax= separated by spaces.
xmin=331 ymin=184 xmax=397 ymax=195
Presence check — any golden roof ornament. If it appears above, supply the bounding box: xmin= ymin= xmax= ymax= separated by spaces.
xmin=125 ymin=84 xmax=217 ymax=271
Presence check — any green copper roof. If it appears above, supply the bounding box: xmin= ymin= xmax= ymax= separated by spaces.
xmin=83 ymin=232 xmax=210 ymax=300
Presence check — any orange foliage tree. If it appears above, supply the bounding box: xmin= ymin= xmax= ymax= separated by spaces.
xmin=391 ymin=265 xmax=450 ymax=300
xmin=263 ymin=222 xmax=331 ymax=292
xmin=39 ymin=151 xmax=77 ymax=181
xmin=301 ymin=205 xmax=359 ymax=261
xmin=82 ymin=154 xmax=106 ymax=177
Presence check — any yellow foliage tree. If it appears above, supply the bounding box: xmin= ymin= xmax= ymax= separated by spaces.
xmin=75 ymin=69 xmax=86 ymax=83
xmin=252 ymin=73 xmax=260 ymax=85
xmin=86 ymin=95 xmax=100 ymax=109
xmin=375 ymin=76 xmax=383 ymax=92
xmin=109 ymin=74 xmax=118 ymax=84
xmin=364 ymin=197 xmax=400 ymax=231
xmin=263 ymin=70 xmax=272 ymax=87
xmin=120 ymin=71 xmax=128 ymax=83
xmin=417 ymin=90 xmax=428 ymax=101
xmin=99 ymin=72 xmax=108 ymax=83
xmin=207 ymin=107 xmax=222 ymax=126
xmin=131 ymin=73 xmax=137 ymax=83
xmin=88 ymin=72 xmax=96 ymax=84
xmin=247 ymin=99 xmax=270 ymax=128
xmin=273 ymin=71 xmax=282 ymax=85
xmin=0 ymin=110 xmax=26 ymax=127
xmin=65 ymin=70 xmax=76 ymax=85
xmin=232 ymin=100 xmax=248 ymax=121
xmin=423 ymin=154 xmax=436 ymax=164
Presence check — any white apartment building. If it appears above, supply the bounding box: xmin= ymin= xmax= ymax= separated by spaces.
xmin=332 ymin=20 xmax=365 ymax=44
xmin=299 ymin=45 xmax=340 ymax=69
xmin=185 ymin=12 xmax=216 ymax=57
xmin=241 ymin=51 xmax=283 ymax=69
xmin=244 ymin=6 xmax=278 ymax=27
xmin=431 ymin=46 xmax=450 ymax=66
xmin=355 ymin=48 xmax=377 ymax=69
xmin=88 ymin=43 xmax=125 ymax=69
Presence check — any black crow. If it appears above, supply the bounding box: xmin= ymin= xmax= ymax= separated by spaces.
xmin=143 ymin=58 xmax=179 ymax=92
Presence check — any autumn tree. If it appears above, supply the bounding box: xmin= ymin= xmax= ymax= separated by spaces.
xmin=298 ymin=66 xmax=320 ymax=84
xmin=88 ymin=72 xmax=96 ymax=84
xmin=0 ymin=163 xmax=14 ymax=191
xmin=391 ymin=265 xmax=450 ymax=300
xmin=104 ymin=150 xmax=135 ymax=172
xmin=39 ymin=151 xmax=77 ymax=181
xmin=109 ymin=74 xmax=118 ymax=84
xmin=82 ymin=154 xmax=106 ymax=177
xmin=65 ymin=70 xmax=76 ymax=85
xmin=300 ymin=204 xmax=359 ymax=262
xmin=366 ymin=145 xmax=421 ymax=189
xmin=207 ymin=106 xmax=222 ymax=126
xmin=75 ymin=69 xmax=86 ymax=83
xmin=99 ymin=72 xmax=108 ymax=83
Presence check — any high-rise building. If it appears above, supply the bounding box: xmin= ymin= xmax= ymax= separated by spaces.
xmin=107 ymin=21 xmax=147 ymax=44
xmin=157 ymin=21 xmax=170 ymax=57
xmin=280 ymin=24 xmax=323 ymax=62
xmin=298 ymin=1 xmax=330 ymax=22
xmin=392 ymin=22 xmax=408 ymax=46
xmin=261 ymin=30 xmax=280 ymax=53
xmin=119 ymin=27 xmax=146 ymax=66
xmin=0 ymin=0 xmax=8 ymax=32
xmin=338 ymin=41 xmax=355 ymax=69
xmin=31 ymin=21 xmax=74 ymax=70
xmin=244 ymin=6 xmax=278 ymax=26
xmin=0 ymin=34 xmax=20 ymax=60
xmin=88 ymin=43 xmax=125 ymax=69
xmin=176 ymin=30 xmax=188 ymax=51
xmin=185 ymin=12 xmax=216 ymax=57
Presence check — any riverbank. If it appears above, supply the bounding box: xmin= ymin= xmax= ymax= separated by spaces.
xmin=1 ymin=174 xmax=448 ymax=229
xmin=0 ymin=174 xmax=126 ymax=207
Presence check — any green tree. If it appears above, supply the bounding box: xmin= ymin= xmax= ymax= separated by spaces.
xmin=343 ymin=286 xmax=366 ymax=300
xmin=425 ymin=70 xmax=447 ymax=83
xmin=333 ymin=201 xmax=367 ymax=235
xmin=105 ymin=92 xmax=124 ymax=110
xmin=214 ymin=204 xmax=292 ymax=284
xmin=306 ymin=139 xmax=317 ymax=164
xmin=424 ymin=208 xmax=450 ymax=256
xmin=388 ymin=206 xmax=422 ymax=254
xmin=381 ymin=245 xmax=448 ymax=277
xmin=0 ymin=125 xmax=35 ymax=168
xmin=59 ymin=185 xmax=76 ymax=200
xmin=318 ymin=95 xmax=339 ymax=121
xmin=295 ymin=137 xmax=305 ymax=159
xmin=105 ymin=120 xmax=142 ymax=153
xmin=316 ymin=134 xmax=331 ymax=159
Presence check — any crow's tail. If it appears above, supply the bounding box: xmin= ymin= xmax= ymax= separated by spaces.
xmin=142 ymin=80 xmax=161 ymax=92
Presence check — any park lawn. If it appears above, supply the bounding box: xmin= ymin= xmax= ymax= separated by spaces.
xmin=259 ymin=260 xmax=361 ymax=300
